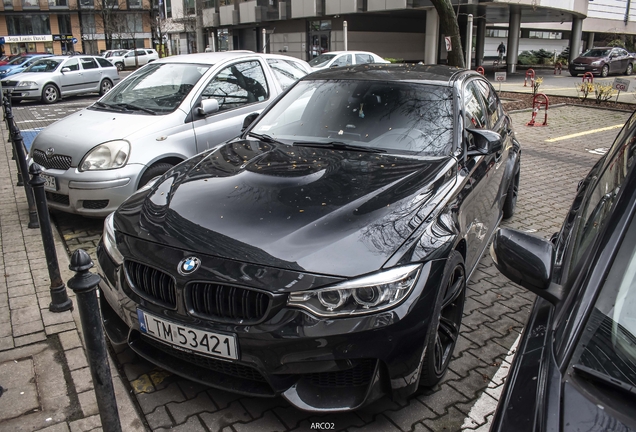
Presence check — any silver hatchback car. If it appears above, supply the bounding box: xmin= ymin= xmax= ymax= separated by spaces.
xmin=1 ymin=55 xmax=120 ymax=104
xmin=28 ymin=51 xmax=311 ymax=216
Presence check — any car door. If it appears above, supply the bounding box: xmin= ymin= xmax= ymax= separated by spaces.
xmin=355 ymin=53 xmax=374 ymax=65
xmin=459 ymin=79 xmax=500 ymax=272
xmin=58 ymin=58 xmax=85 ymax=95
xmin=609 ymin=48 xmax=622 ymax=74
xmin=125 ymin=50 xmax=146 ymax=67
xmin=189 ymin=58 xmax=276 ymax=153
xmin=78 ymin=57 xmax=102 ymax=93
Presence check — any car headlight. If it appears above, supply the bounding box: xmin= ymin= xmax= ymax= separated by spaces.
xmin=17 ymin=81 xmax=37 ymax=87
xmin=287 ymin=264 xmax=422 ymax=317
xmin=103 ymin=212 xmax=124 ymax=265
xmin=591 ymin=61 xmax=602 ymax=66
xmin=80 ymin=140 xmax=130 ymax=171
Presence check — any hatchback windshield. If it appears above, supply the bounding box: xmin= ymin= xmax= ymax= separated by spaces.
xmin=7 ymin=56 xmax=30 ymax=66
xmin=95 ymin=62 xmax=210 ymax=114
xmin=250 ymin=80 xmax=454 ymax=156
xmin=308 ymin=54 xmax=337 ymax=67
xmin=582 ymin=49 xmax=611 ymax=57
xmin=25 ymin=58 xmax=62 ymax=73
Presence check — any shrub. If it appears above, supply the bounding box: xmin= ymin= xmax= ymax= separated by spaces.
xmin=384 ymin=58 xmax=404 ymax=64
xmin=518 ymin=51 xmax=538 ymax=65
xmin=594 ymin=83 xmax=615 ymax=103
xmin=575 ymin=82 xmax=594 ymax=100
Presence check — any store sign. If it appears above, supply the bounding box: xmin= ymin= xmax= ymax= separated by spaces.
xmin=52 ymin=34 xmax=74 ymax=41
xmin=4 ymin=35 xmax=53 ymax=43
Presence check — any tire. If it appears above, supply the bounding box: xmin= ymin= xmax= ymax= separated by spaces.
xmin=41 ymin=84 xmax=60 ymax=104
xmin=502 ymin=161 xmax=520 ymax=220
xmin=419 ymin=250 xmax=466 ymax=387
xmin=138 ymin=163 xmax=174 ymax=189
xmin=601 ymin=64 xmax=609 ymax=78
xmin=115 ymin=62 xmax=124 ymax=71
xmin=626 ymin=63 xmax=633 ymax=76
xmin=99 ymin=79 xmax=113 ymax=96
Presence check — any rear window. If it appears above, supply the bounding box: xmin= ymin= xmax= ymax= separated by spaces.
xmin=97 ymin=58 xmax=115 ymax=68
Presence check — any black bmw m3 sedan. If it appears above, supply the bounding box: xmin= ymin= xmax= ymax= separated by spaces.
xmin=96 ymin=64 xmax=521 ymax=412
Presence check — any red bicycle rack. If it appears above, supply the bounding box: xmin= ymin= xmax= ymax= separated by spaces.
xmin=476 ymin=66 xmax=485 ymax=75
xmin=554 ymin=62 xmax=562 ymax=75
xmin=524 ymin=68 xmax=535 ymax=87
xmin=582 ymin=72 xmax=594 ymax=84
xmin=526 ymin=93 xmax=549 ymax=127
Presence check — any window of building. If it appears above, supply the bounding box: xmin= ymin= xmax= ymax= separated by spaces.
xmin=529 ymin=31 xmax=562 ymax=39
xmin=4 ymin=0 xmax=13 ymax=9
xmin=58 ymin=15 xmax=72 ymax=34
xmin=125 ymin=14 xmax=144 ymax=32
xmin=49 ymin=0 xmax=69 ymax=7
xmin=128 ymin=0 xmax=141 ymax=6
xmin=184 ymin=0 xmax=195 ymax=14
xmin=81 ymin=13 xmax=96 ymax=34
xmin=310 ymin=20 xmax=331 ymax=31
xmin=219 ymin=0 xmax=231 ymax=5
xmin=103 ymin=0 xmax=119 ymax=9
xmin=486 ymin=29 xmax=508 ymax=38
xmin=22 ymin=0 xmax=38 ymax=8
xmin=7 ymin=15 xmax=51 ymax=35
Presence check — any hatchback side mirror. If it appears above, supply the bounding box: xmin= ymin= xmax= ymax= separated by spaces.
xmin=61 ymin=67 xmax=70 ymax=73
xmin=466 ymin=128 xmax=502 ymax=156
xmin=197 ymin=98 xmax=219 ymax=116
xmin=490 ymin=228 xmax=564 ymax=304
xmin=242 ymin=112 xmax=259 ymax=131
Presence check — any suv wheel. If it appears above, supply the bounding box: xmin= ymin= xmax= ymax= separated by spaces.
xmin=115 ymin=62 xmax=124 ymax=71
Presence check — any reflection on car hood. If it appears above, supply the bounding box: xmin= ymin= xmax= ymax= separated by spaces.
xmin=115 ymin=139 xmax=456 ymax=277
xmin=572 ymin=57 xmax=606 ymax=64
xmin=31 ymin=108 xmax=176 ymax=164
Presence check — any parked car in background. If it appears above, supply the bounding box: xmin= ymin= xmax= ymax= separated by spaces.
xmin=95 ymin=64 xmax=521 ymax=412
xmin=102 ymin=49 xmax=128 ymax=59
xmin=490 ymin=112 xmax=636 ymax=431
xmin=108 ymin=48 xmax=159 ymax=71
xmin=1 ymin=55 xmax=120 ymax=104
xmin=0 ymin=55 xmax=15 ymax=66
xmin=0 ymin=54 xmax=52 ymax=79
xmin=569 ymin=46 xmax=634 ymax=77
xmin=308 ymin=50 xmax=390 ymax=70
xmin=27 ymin=52 xmax=311 ymax=216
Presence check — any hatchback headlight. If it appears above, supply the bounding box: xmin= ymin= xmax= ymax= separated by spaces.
xmin=80 ymin=140 xmax=130 ymax=171
xmin=287 ymin=264 xmax=422 ymax=317
xmin=103 ymin=212 xmax=123 ymax=265
xmin=591 ymin=60 xmax=602 ymax=66
xmin=17 ymin=81 xmax=37 ymax=87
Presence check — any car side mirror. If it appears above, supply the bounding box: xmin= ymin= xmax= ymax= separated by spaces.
xmin=61 ymin=67 xmax=70 ymax=73
xmin=242 ymin=112 xmax=259 ymax=131
xmin=466 ymin=128 xmax=502 ymax=156
xmin=490 ymin=228 xmax=564 ymax=305
xmin=197 ymin=98 xmax=219 ymax=116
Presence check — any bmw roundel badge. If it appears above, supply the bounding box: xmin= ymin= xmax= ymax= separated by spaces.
xmin=178 ymin=256 xmax=201 ymax=276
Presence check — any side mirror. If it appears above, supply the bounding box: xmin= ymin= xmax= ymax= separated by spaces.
xmin=197 ymin=98 xmax=219 ymax=116
xmin=61 ymin=67 xmax=70 ymax=73
xmin=466 ymin=128 xmax=502 ymax=156
xmin=242 ymin=112 xmax=259 ymax=131
xmin=490 ymin=228 xmax=564 ymax=304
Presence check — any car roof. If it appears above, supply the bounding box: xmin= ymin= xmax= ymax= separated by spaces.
xmin=151 ymin=51 xmax=268 ymax=65
xmin=304 ymin=63 xmax=466 ymax=85
xmin=320 ymin=51 xmax=378 ymax=55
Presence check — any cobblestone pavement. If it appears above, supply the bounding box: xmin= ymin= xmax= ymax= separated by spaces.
xmin=9 ymin=98 xmax=633 ymax=431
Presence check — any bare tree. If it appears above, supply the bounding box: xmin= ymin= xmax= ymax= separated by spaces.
xmin=430 ymin=0 xmax=465 ymax=68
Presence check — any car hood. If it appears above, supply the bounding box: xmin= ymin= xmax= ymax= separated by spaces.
xmin=30 ymin=108 xmax=179 ymax=165
xmin=0 ymin=64 xmax=20 ymax=72
xmin=572 ymin=56 xmax=607 ymax=64
xmin=115 ymin=139 xmax=456 ymax=277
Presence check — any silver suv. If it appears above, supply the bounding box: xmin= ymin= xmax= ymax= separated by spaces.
xmin=108 ymin=48 xmax=159 ymax=71
xmin=28 ymin=51 xmax=311 ymax=216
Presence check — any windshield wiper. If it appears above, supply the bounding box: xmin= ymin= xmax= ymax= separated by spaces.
xmin=111 ymin=103 xmax=157 ymax=115
xmin=92 ymin=101 xmax=127 ymax=112
xmin=572 ymin=364 xmax=636 ymax=398
xmin=247 ymin=132 xmax=286 ymax=145
xmin=293 ymin=141 xmax=386 ymax=153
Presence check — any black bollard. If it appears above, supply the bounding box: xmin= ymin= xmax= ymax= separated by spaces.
xmin=29 ymin=163 xmax=73 ymax=312
xmin=6 ymin=106 xmax=39 ymax=228
xmin=3 ymin=98 xmax=24 ymax=187
xmin=67 ymin=249 xmax=122 ymax=432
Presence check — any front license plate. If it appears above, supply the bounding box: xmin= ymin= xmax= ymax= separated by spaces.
xmin=41 ymin=173 xmax=57 ymax=191
xmin=137 ymin=310 xmax=238 ymax=360
xmin=575 ymin=66 xmax=585 ymax=70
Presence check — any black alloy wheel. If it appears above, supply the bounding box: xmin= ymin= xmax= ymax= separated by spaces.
xmin=601 ymin=64 xmax=610 ymax=78
xmin=419 ymin=250 xmax=466 ymax=387
xmin=503 ymin=161 xmax=520 ymax=219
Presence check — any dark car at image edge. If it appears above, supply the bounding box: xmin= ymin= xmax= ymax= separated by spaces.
xmin=95 ymin=64 xmax=522 ymax=412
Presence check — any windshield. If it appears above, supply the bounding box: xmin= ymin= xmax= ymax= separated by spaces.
xmin=25 ymin=59 xmax=62 ymax=73
xmin=96 ymin=62 xmax=210 ymax=114
xmin=7 ymin=56 xmax=29 ymax=66
xmin=582 ymin=49 xmax=611 ymax=57
xmin=105 ymin=50 xmax=127 ymax=58
xmin=308 ymin=54 xmax=337 ymax=67
xmin=250 ymin=80 xmax=454 ymax=156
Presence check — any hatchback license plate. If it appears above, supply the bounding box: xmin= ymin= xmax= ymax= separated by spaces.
xmin=575 ymin=66 xmax=585 ymax=70
xmin=137 ymin=310 xmax=238 ymax=360
xmin=41 ymin=173 xmax=57 ymax=191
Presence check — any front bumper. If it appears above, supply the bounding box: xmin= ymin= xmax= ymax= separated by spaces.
xmin=96 ymin=235 xmax=447 ymax=412
xmin=569 ymin=64 xmax=603 ymax=75
xmin=26 ymin=159 xmax=144 ymax=217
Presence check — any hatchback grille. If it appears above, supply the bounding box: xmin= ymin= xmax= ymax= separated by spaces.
xmin=188 ymin=283 xmax=270 ymax=323
xmin=125 ymin=261 xmax=177 ymax=308
xmin=3 ymin=81 xmax=18 ymax=87
xmin=33 ymin=149 xmax=72 ymax=170
xmin=46 ymin=192 xmax=69 ymax=206
xmin=304 ymin=360 xmax=376 ymax=388
xmin=82 ymin=199 xmax=109 ymax=209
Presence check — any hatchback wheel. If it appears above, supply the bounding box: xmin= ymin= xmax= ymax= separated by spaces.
xmin=503 ymin=161 xmax=520 ymax=219
xmin=99 ymin=79 xmax=113 ymax=96
xmin=138 ymin=163 xmax=174 ymax=189
xmin=41 ymin=84 xmax=60 ymax=104
xmin=601 ymin=64 xmax=610 ymax=77
xmin=627 ymin=63 xmax=633 ymax=76
xmin=419 ymin=250 xmax=466 ymax=387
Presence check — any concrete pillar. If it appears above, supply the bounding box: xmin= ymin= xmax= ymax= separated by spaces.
xmin=587 ymin=32 xmax=595 ymax=50
xmin=507 ymin=5 xmax=521 ymax=73
xmin=569 ymin=16 xmax=583 ymax=63
xmin=475 ymin=8 xmax=486 ymax=67
xmin=425 ymin=8 xmax=439 ymax=64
